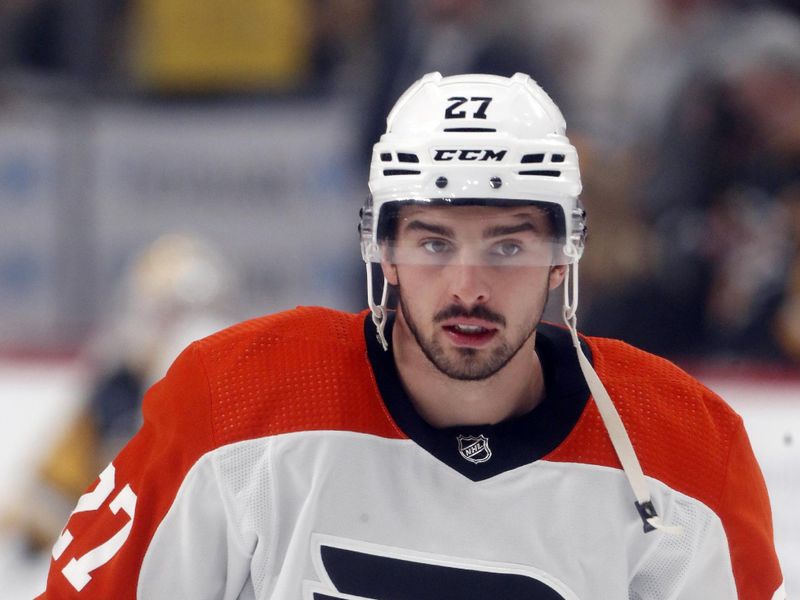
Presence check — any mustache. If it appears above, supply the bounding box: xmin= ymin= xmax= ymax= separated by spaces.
xmin=433 ymin=304 xmax=506 ymax=327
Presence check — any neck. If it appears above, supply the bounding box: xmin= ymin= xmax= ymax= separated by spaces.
xmin=391 ymin=311 xmax=545 ymax=428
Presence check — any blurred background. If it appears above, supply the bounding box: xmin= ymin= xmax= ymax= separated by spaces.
xmin=0 ymin=0 xmax=798 ymax=596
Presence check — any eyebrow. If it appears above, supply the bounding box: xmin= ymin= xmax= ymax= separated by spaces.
xmin=403 ymin=220 xmax=456 ymax=238
xmin=402 ymin=214 xmax=544 ymax=239
xmin=482 ymin=222 xmax=540 ymax=238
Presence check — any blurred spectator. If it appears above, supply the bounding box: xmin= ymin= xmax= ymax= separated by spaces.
xmin=575 ymin=0 xmax=738 ymax=357
xmin=4 ymin=234 xmax=239 ymax=551
xmin=705 ymin=9 xmax=800 ymax=359
xmin=84 ymin=234 xmax=239 ymax=452
xmin=582 ymin=6 xmax=800 ymax=364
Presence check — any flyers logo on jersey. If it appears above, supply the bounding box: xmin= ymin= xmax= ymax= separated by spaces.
xmin=457 ymin=434 xmax=492 ymax=464
xmin=305 ymin=535 xmax=575 ymax=599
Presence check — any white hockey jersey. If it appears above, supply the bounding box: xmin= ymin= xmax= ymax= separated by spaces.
xmin=39 ymin=307 xmax=785 ymax=599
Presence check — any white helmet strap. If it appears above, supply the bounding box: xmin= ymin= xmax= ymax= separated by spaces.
xmin=366 ymin=263 xmax=390 ymax=351
xmin=562 ymin=256 xmax=579 ymax=327
xmin=561 ymin=262 xmax=681 ymax=535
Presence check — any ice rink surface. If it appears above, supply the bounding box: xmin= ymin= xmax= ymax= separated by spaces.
xmin=0 ymin=361 xmax=797 ymax=598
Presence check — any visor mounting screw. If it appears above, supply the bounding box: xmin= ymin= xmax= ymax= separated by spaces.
xmin=435 ymin=176 xmax=448 ymax=189
xmin=489 ymin=176 xmax=502 ymax=189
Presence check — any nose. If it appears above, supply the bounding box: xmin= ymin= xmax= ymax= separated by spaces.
xmin=447 ymin=263 xmax=491 ymax=306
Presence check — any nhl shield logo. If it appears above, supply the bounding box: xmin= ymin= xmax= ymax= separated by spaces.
xmin=457 ymin=434 xmax=492 ymax=464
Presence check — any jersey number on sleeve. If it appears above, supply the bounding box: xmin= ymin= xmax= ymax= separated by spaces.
xmin=51 ymin=463 xmax=138 ymax=592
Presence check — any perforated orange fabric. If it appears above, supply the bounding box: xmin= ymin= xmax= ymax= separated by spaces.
xmin=38 ymin=310 xmax=781 ymax=599
xmin=546 ymin=336 xmax=738 ymax=502
xmin=195 ymin=306 xmax=405 ymax=445
xmin=545 ymin=335 xmax=782 ymax=598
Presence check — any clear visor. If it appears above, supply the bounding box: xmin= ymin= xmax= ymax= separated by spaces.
xmin=366 ymin=204 xmax=571 ymax=267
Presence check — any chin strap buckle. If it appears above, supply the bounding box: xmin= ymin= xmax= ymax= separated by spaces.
xmin=634 ymin=500 xmax=658 ymax=534
xmin=634 ymin=500 xmax=683 ymax=535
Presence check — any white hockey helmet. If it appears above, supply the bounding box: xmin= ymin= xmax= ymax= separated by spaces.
xmin=361 ymin=72 xmax=587 ymax=345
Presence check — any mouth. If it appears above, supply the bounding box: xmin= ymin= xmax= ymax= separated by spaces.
xmin=441 ymin=321 xmax=499 ymax=347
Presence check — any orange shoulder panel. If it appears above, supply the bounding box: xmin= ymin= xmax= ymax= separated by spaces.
xmin=718 ymin=419 xmax=783 ymax=598
xmin=39 ymin=340 xmax=217 ymax=598
xmin=38 ymin=307 xmax=403 ymax=599
xmin=546 ymin=335 xmax=782 ymax=598
xmin=546 ymin=335 xmax=740 ymax=504
xmin=193 ymin=306 xmax=404 ymax=446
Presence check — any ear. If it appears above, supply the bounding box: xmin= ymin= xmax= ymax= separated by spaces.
xmin=548 ymin=264 xmax=567 ymax=290
xmin=381 ymin=260 xmax=399 ymax=286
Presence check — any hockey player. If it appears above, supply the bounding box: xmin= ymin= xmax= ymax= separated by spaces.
xmin=38 ymin=73 xmax=784 ymax=599
xmin=6 ymin=234 xmax=237 ymax=555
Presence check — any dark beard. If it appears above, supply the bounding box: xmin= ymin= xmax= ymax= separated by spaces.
xmin=396 ymin=284 xmax=548 ymax=381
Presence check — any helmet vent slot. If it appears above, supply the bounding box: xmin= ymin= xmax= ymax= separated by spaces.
xmin=521 ymin=153 xmax=545 ymax=163
xmin=397 ymin=153 xmax=419 ymax=163
xmin=519 ymin=170 xmax=561 ymax=177
xmin=383 ymin=169 xmax=421 ymax=176
xmin=552 ymin=153 xmax=566 ymax=163
xmin=443 ymin=127 xmax=496 ymax=132
xmin=380 ymin=153 xmax=392 ymax=162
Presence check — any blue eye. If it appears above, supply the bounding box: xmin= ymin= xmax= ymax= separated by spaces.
xmin=422 ymin=239 xmax=451 ymax=254
xmin=493 ymin=242 xmax=522 ymax=257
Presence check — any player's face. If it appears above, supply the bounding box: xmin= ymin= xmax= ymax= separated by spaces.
xmin=381 ymin=204 xmax=566 ymax=381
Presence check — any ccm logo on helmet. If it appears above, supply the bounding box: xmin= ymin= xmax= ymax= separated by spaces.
xmin=433 ymin=149 xmax=507 ymax=161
